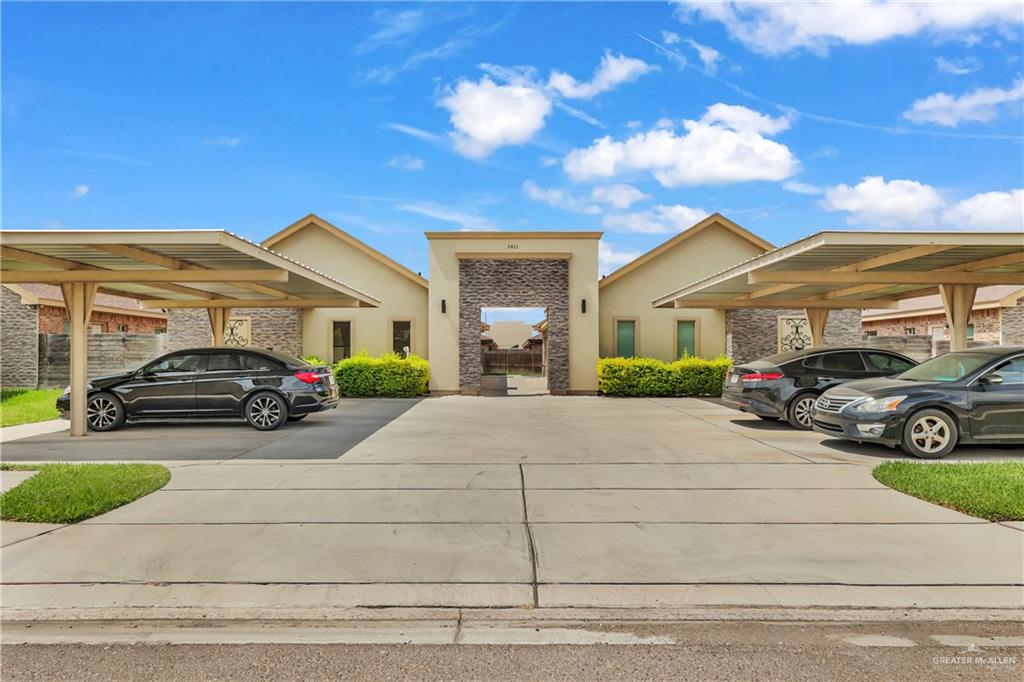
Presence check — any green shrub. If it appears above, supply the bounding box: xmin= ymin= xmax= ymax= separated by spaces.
xmin=334 ymin=351 xmax=430 ymax=398
xmin=597 ymin=355 xmax=732 ymax=397
xmin=302 ymin=354 xmax=327 ymax=366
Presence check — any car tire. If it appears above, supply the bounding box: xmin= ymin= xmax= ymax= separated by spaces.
xmin=901 ymin=408 xmax=958 ymax=459
xmin=86 ymin=392 xmax=126 ymax=432
xmin=287 ymin=414 xmax=308 ymax=422
xmin=786 ymin=392 xmax=818 ymax=430
xmin=757 ymin=415 xmax=780 ymax=421
xmin=245 ymin=392 xmax=288 ymax=431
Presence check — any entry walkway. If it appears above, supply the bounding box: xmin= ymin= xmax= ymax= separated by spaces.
xmin=2 ymin=397 xmax=1021 ymax=616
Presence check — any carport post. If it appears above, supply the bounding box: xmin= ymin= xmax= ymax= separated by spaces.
xmin=60 ymin=282 xmax=98 ymax=437
xmin=207 ymin=307 xmax=232 ymax=345
xmin=938 ymin=284 xmax=977 ymax=352
xmin=804 ymin=308 xmax=830 ymax=347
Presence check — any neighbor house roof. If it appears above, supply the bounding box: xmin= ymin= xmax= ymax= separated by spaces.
xmin=3 ymin=283 xmax=169 ymax=319
xmin=600 ymin=213 xmax=774 ymax=288
xmin=862 ymin=286 xmax=1024 ymax=321
xmin=262 ymin=213 xmax=428 ymax=288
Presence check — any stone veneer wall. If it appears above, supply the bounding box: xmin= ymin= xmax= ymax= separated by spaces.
xmin=1 ymin=286 xmax=40 ymax=388
xmin=167 ymin=308 xmax=303 ymax=357
xmin=725 ymin=308 xmax=862 ymax=364
xmin=862 ymin=307 xmax=1001 ymax=343
xmin=1000 ymin=302 xmax=1024 ymax=345
xmin=458 ymin=259 xmax=569 ymax=394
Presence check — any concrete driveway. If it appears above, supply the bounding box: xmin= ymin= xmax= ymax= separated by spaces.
xmin=2 ymin=396 xmax=1021 ymax=615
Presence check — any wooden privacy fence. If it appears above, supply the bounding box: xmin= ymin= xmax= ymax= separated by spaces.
xmin=482 ymin=349 xmax=544 ymax=375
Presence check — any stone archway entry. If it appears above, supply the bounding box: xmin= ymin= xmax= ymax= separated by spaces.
xmin=458 ymin=258 xmax=569 ymax=395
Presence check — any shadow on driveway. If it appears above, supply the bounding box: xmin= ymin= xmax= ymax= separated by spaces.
xmin=1 ymin=399 xmax=422 ymax=462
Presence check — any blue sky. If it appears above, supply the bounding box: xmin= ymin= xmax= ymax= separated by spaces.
xmin=4 ymin=1 xmax=1023 ymax=285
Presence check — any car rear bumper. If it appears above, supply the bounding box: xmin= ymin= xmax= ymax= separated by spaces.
xmin=811 ymin=410 xmax=903 ymax=445
xmin=720 ymin=386 xmax=783 ymax=418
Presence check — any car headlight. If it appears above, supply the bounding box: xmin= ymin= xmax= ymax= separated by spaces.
xmin=854 ymin=396 xmax=907 ymax=413
xmin=61 ymin=385 xmax=71 ymax=396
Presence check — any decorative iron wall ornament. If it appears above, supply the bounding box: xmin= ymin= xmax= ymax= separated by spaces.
xmin=224 ymin=317 xmax=251 ymax=347
xmin=778 ymin=316 xmax=811 ymax=352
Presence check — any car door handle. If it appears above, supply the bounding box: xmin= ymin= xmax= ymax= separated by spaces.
xmin=818 ymin=376 xmax=835 ymax=382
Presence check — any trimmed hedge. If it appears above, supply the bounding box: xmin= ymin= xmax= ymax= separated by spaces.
xmin=597 ymin=355 xmax=732 ymax=397
xmin=334 ymin=352 xmax=430 ymax=398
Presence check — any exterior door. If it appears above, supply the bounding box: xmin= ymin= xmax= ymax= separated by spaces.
xmin=119 ymin=352 xmax=204 ymax=415
xmin=616 ymin=320 xmax=636 ymax=357
xmin=968 ymin=356 xmax=1024 ymax=438
xmin=332 ymin=321 xmax=352 ymax=362
xmin=676 ymin=320 xmax=696 ymax=358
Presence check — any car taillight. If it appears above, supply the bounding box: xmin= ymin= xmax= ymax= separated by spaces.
xmin=294 ymin=371 xmax=321 ymax=384
xmin=741 ymin=372 xmax=784 ymax=382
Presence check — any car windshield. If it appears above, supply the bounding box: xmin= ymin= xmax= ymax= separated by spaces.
xmin=897 ymin=352 xmax=994 ymax=382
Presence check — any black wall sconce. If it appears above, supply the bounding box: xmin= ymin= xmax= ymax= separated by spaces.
xmin=581 ymin=299 xmax=587 ymax=314
xmin=441 ymin=299 xmax=447 ymax=314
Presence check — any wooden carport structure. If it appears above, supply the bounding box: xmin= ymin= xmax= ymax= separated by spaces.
xmin=654 ymin=231 xmax=1024 ymax=351
xmin=0 ymin=230 xmax=379 ymax=436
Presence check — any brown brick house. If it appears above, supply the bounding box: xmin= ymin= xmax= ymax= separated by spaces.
xmin=862 ymin=286 xmax=1024 ymax=344
xmin=1 ymin=284 xmax=168 ymax=388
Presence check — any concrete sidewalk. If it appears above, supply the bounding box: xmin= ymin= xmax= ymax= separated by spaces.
xmin=2 ymin=396 xmax=1022 ymax=616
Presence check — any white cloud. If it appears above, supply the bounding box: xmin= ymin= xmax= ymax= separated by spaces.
xmin=522 ymin=180 xmax=600 ymax=214
xmin=661 ymin=30 xmax=682 ymax=45
xmin=397 ymin=201 xmax=495 ymax=230
xmin=355 ymin=9 xmax=425 ymax=54
xmin=902 ymin=79 xmax=1024 ymax=127
xmin=548 ymin=51 xmax=657 ymax=100
xmin=942 ymin=189 xmax=1024 ymax=230
xmin=810 ymin=144 xmax=839 ymax=160
xmin=625 ymin=120 xmax=643 ymax=129
xmin=439 ymin=76 xmax=552 ymax=158
xmin=203 ymin=136 xmax=241 ymax=147
xmin=677 ymin=1 xmax=1024 ymax=56
xmin=563 ymin=104 xmax=798 ymax=187
xmin=387 ymin=154 xmax=425 ymax=171
xmin=820 ymin=176 xmax=945 ymax=227
xmin=599 ymin=241 xmax=642 ymax=275
xmin=70 ymin=185 xmax=89 ymax=199
xmin=654 ymin=117 xmax=676 ymax=129
xmin=591 ymin=184 xmax=652 ymax=209
xmin=602 ymin=204 xmax=709 ymax=234
xmin=686 ymin=38 xmax=722 ymax=73
xmin=540 ymin=155 xmax=559 ymax=167
xmin=935 ymin=55 xmax=982 ymax=75
xmin=382 ymin=122 xmax=445 ymax=143
xmin=782 ymin=181 xmax=824 ymax=195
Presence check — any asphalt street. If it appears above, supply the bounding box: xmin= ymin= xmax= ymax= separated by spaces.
xmin=3 ymin=621 xmax=1021 ymax=681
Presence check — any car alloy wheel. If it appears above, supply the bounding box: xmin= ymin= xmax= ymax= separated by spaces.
xmin=86 ymin=394 xmax=123 ymax=431
xmin=909 ymin=415 xmax=951 ymax=455
xmin=788 ymin=394 xmax=817 ymax=430
xmin=248 ymin=395 xmax=283 ymax=429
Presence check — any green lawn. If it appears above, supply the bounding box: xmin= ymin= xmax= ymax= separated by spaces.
xmin=873 ymin=461 xmax=1024 ymax=522
xmin=0 ymin=388 xmax=63 ymax=427
xmin=0 ymin=463 xmax=170 ymax=524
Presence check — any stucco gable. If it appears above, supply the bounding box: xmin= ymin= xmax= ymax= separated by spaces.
xmin=599 ymin=213 xmax=773 ymax=289
xmin=263 ymin=214 xmax=428 ymax=289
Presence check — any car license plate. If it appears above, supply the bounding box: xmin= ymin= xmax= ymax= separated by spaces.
xmin=731 ymin=374 xmax=739 ymax=384
xmin=326 ymin=374 xmax=335 ymax=385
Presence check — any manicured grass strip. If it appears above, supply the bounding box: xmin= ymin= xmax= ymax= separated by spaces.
xmin=0 ymin=463 xmax=170 ymax=524
xmin=873 ymin=461 xmax=1024 ymax=522
xmin=0 ymin=388 xmax=63 ymax=427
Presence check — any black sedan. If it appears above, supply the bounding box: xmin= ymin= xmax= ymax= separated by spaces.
xmin=57 ymin=347 xmax=338 ymax=432
xmin=721 ymin=347 xmax=918 ymax=430
xmin=811 ymin=346 xmax=1024 ymax=458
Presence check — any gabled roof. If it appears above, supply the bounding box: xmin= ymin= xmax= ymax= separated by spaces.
xmin=599 ymin=213 xmax=773 ymax=288
xmin=263 ymin=214 xmax=428 ymax=288
xmin=3 ymin=283 xmax=168 ymax=319
xmin=862 ymin=286 xmax=1024 ymax=321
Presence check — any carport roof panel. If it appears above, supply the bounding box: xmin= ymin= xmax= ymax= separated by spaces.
xmin=653 ymin=230 xmax=1024 ymax=308
xmin=0 ymin=229 xmax=380 ymax=306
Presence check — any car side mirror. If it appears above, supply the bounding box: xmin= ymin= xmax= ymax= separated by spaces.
xmin=979 ymin=373 xmax=1003 ymax=386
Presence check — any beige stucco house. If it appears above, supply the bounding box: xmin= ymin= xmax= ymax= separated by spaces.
xmin=166 ymin=213 xmax=861 ymax=394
